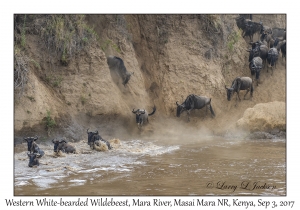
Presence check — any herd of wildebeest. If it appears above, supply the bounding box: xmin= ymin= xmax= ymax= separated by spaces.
xmin=22 ymin=15 xmax=286 ymax=168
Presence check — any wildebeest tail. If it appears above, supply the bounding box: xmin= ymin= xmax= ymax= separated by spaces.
xmin=148 ymin=106 xmax=156 ymax=116
xmin=209 ymin=99 xmax=215 ymax=117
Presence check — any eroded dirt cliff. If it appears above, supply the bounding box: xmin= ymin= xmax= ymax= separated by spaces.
xmin=14 ymin=14 xmax=286 ymax=142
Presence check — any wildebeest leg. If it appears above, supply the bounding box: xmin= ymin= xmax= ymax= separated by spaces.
xmin=234 ymin=93 xmax=239 ymax=107
xmin=236 ymin=91 xmax=241 ymax=101
xmin=209 ymin=104 xmax=215 ymax=117
xmin=244 ymin=89 xmax=250 ymax=99
xmin=187 ymin=109 xmax=192 ymax=122
xmin=271 ymin=66 xmax=274 ymax=76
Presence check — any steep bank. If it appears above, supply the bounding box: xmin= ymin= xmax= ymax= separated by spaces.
xmin=14 ymin=14 xmax=286 ymax=142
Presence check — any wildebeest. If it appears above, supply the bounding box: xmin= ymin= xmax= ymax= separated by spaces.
xmin=23 ymin=136 xmax=44 ymax=157
xmin=247 ymin=43 xmax=268 ymax=70
xmin=92 ymin=135 xmax=112 ymax=150
xmin=86 ymin=129 xmax=112 ymax=150
xmin=281 ymin=40 xmax=286 ymax=62
xmin=87 ymin=129 xmax=99 ymax=147
xmin=52 ymin=139 xmax=76 ymax=154
xmin=236 ymin=16 xmax=254 ymax=34
xmin=241 ymin=21 xmax=261 ymax=42
xmin=132 ymin=106 xmax=156 ymax=129
xmin=27 ymin=152 xmax=41 ymax=167
xmin=259 ymin=22 xmax=272 ymax=35
xmin=107 ymin=56 xmax=134 ymax=86
xmin=236 ymin=16 xmax=255 ymax=40
xmin=249 ymin=56 xmax=263 ymax=86
xmin=176 ymin=94 xmax=215 ymax=122
xmin=260 ymin=32 xmax=272 ymax=48
xmin=225 ymin=77 xmax=253 ymax=105
xmin=267 ymin=39 xmax=279 ymax=75
xmin=272 ymin=28 xmax=286 ymax=40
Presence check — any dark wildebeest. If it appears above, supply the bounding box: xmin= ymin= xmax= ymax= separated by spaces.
xmin=242 ymin=21 xmax=261 ymax=42
xmin=236 ymin=16 xmax=252 ymax=37
xmin=23 ymin=136 xmax=44 ymax=157
xmin=225 ymin=77 xmax=253 ymax=105
xmin=52 ymin=139 xmax=76 ymax=154
xmin=86 ymin=129 xmax=112 ymax=150
xmin=259 ymin=22 xmax=272 ymax=35
xmin=235 ymin=16 xmax=255 ymax=33
xmin=27 ymin=152 xmax=41 ymax=167
xmin=87 ymin=128 xmax=99 ymax=147
xmin=260 ymin=32 xmax=272 ymax=48
xmin=247 ymin=43 xmax=268 ymax=70
xmin=91 ymin=134 xmax=112 ymax=150
xmin=249 ymin=56 xmax=263 ymax=86
xmin=272 ymin=28 xmax=286 ymax=40
xmin=281 ymin=40 xmax=286 ymax=62
xmin=267 ymin=39 xmax=279 ymax=75
xmin=176 ymin=94 xmax=215 ymax=122
xmin=107 ymin=56 xmax=134 ymax=86
xmin=132 ymin=106 xmax=156 ymax=129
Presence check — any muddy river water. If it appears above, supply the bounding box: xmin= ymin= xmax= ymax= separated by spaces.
xmin=14 ymin=136 xmax=286 ymax=196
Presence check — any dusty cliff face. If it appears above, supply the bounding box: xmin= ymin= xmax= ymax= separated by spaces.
xmin=14 ymin=14 xmax=286 ymax=141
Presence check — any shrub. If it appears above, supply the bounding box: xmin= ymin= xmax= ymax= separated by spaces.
xmin=227 ymin=30 xmax=241 ymax=53
xmin=38 ymin=15 xmax=98 ymax=66
xmin=45 ymin=110 xmax=56 ymax=136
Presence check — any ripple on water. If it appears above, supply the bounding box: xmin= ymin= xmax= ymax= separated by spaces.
xmin=15 ymin=181 xmax=30 ymax=186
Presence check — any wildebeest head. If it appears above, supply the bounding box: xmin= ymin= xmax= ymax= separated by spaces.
xmin=267 ymin=48 xmax=278 ymax=67
xmin=273 ymin=38 xmax=280 ymax=47
xmin=23 ymin=136 xmax=38 ymax=152
xmin=89 ymin=133 xmax=112 ymax=150
xmin=225 ymin=86 xmax=235 ymax=101
xmin=132 ymin=108 xmax=146 ymax=125
xmin=260 ymin=32 xmax=267 ymax=42
xmin=52 ymin=139 xmax=60 ymax=152
xmin=52 ymin=139 xmax=66 ymax=152
xmin=123 ymin=72 xmax=134 ymax=86
xmin=176 ymin=102 xmax=186 ymax=117
xmin=247 ymin=47 xmax=259 ymax=62
xmin=87 ymin=129 xmax=98 ymax=146
xmin=27 ymin=152 xmax=40 ymax=167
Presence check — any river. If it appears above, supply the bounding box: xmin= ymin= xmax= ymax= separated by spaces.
xmin=14 ymin=136 xmax=286 ymax=196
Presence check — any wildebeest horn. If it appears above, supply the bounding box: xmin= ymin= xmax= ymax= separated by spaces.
xmin=52 ymin=139 xmax=55 ymax=143
xmin=132 ymin=109 xmax=138 ymax=114
xmin=34 ymin=136 xmax=38 ymax=140
xmin=176 ymin=101 xmax=179 ymax=106
xmin=225 ymin=85 xmax=228 ymax=89
xmin=95 ymin=130 xmax=98 ymax=134
xmin=60 ymin=139 xmax=67 ymax=143
xmin=87 ymin=128 xmax=89 ymax=134
xmin=140 ymin=110 xmax=146 ymax=114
